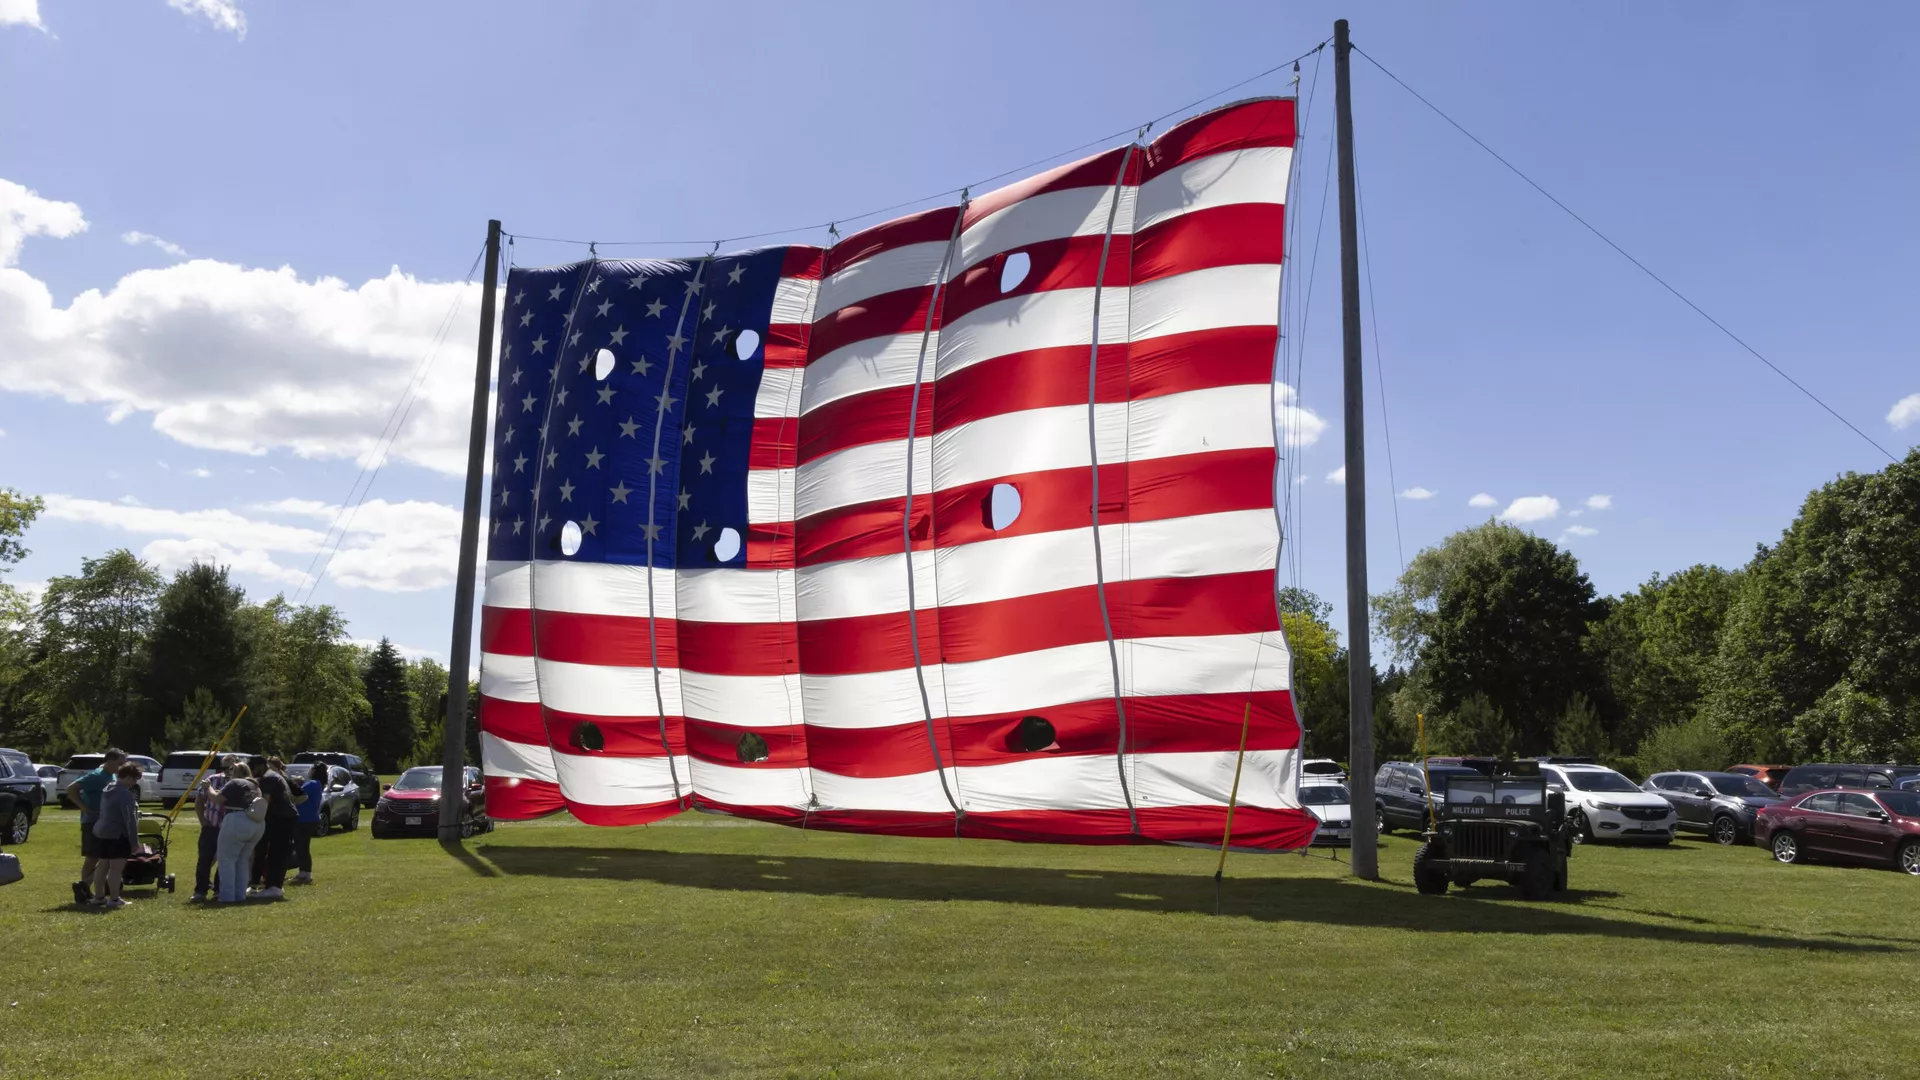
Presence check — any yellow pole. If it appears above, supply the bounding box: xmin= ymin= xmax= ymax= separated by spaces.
xmin=1418 ymin=712 xmax=1435 ymax=830
xmin=165 ymin=705 xmax=247 ymax=826
xmin=1213 ymin=701 xmax=1253 ymax=913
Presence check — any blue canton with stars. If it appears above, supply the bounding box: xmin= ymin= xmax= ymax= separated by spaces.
xmin=485 ymin=249 xmax=790 ymax=569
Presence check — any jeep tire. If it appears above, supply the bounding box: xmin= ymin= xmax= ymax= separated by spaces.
xmin=1412 ymin=841 xmax=1449 ymax=895
xmin=1516 ymin=848 xmax=1556 ymax=900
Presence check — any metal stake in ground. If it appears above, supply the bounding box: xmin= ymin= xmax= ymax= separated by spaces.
xmin=442 ymin=219 xmax=503 ymax=841
xmin=1333 ymin=17 xmax=1378 ymax=881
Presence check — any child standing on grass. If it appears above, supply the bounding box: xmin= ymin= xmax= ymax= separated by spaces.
xmin=88 ymin=763 xmax=144 ymax=908
xmin=292 ymin=765 xmax=324 ymax=884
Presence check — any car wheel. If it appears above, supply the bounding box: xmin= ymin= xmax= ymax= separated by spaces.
xmin=1516 ymin=849 xmax=1555 ymax=901
xmin=1711 ymin=814 xmax=1741 ymax=846
xmin=1771 ymin=830 xmax=1804 ymax=865
xmin=1375 ymin=804 xmax=1390 ymax=836
xmin=1898 ymin=840 xmax=1920 ymax=877
xmin=1412 ymin=841 xmax=1448 ymax=895
xmin=9 ymin=807 xmax=29 ymax=845
xmin=349 ymin=806 xmax=361 ymax=831
xmin=1569 ymin=811 xmax=1591 ymax=845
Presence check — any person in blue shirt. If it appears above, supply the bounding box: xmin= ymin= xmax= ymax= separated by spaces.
xmin=291 ymin=764 xmax=326 ymax=885
xmin=65 ymin=747 xmax=126 ymax=905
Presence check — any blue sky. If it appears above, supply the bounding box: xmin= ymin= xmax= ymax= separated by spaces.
xmin=2 ymin=1 xmax=1916 ymax=666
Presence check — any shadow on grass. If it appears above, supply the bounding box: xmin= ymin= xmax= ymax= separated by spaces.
xmin=439 ymin=837 xmax=500 ymax=877
xmin=477 ymin=845 xmax=1900 ymax=954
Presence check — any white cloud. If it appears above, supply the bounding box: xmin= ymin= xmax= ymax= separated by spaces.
xmin=1584 ymin=494 xmax=1612 ymax=511
xmin=1499 ymin=495 xmax=1560 ymax=524
xmin=1 ymin=175 xmax=487 ymax=476
xmin=187 ymin=467 xmax=212 ymax=478
xmin=1560 ymin=524 xmax=1598 ymax=540
xmin=1399 ymin=486 xmax=1435 ymax=500
xmin=1272 ymin=384 xmax=1328 ymax=449
xmin=0 ymin=178 xmax=86 ymax=265
xmin=0 ymin=0 xmax=44 ymax=30
xmin=167 ymin=0 xmax=246 ymax=38
xmin=1467 ymin=493 xmax=1496 ymax=509
xmin=40 ymin=493 xmax=460 ymax=593
xmin=122 ymin=231 xmax=189 ymax=258
xmin=1890 ymin=394 xmax=1920 ymax=431
xmin=1325 ymin=465 xmax=1345 ymax=485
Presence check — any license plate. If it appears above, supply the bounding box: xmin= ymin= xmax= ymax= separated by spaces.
xmin=404 ymin=816 xmax=421 ymax=825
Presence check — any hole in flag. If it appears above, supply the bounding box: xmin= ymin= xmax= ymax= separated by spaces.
xmin=1009 ymin=715 xmax=1057 ymax=753
xmin=559 ymin=520 xmax=583 ymax=556
xmin=713 ymin=526 xmax=742 ymax=562
xmin=736 ymin=732 xmax=770 ymax=764
xmin=988 ymin=483 xmax=1022 ymax=530
xmin=733 ymin=328 xmax=760 ymax=360
xmin=593 ymin=348 xmax=616 ymax=380
xmin=999 ymin=251 xmax=1030 ymax=293
xmin=569 ymin=721 xmax=604 ymax=753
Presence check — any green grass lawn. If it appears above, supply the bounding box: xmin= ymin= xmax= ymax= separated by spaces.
xmin=4 ymin=808 xmax=1916 ymax=1079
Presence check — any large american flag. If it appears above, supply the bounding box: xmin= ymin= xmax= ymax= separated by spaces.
xmin=479 ymin=98 xmax=1314 ymax=848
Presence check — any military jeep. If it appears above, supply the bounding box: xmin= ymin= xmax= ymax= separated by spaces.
xmin=1411 ymin=762 xmax=1572 ymax=900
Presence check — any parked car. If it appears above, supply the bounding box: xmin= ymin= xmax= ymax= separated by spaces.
xmin=0 ymin=748 xmax=42 ymax=843
xmin=1644 ymin=771 xmax=1783 ymax=845
xmin=292 ymin=751 xmax=380 ymax=808
xmin=156 ymin=750 xmax=242 ymax=805
xmin=1300 ymin=781 xmax=1351 ymax=846
xmin=371 ymin=766 xmax=489 ymax=839
xmin=57 ymin=754 xmax=162 ymax=805
xmin=1301 ymin=758 xmax=1346 ymax=783
xmin=1776 ymin=763 xmax=1920 ymax=797
xmin=1425 ymin=756 xmax=1499 ymax=776
xmin=1726 ymin=764 xmax=1790 ymax=791
xmin=33 ymin=764 xmax=61 ymax=803
xmin=1753 ymin=788 xmax=1920 ymax=875
xmin=1374 ymin=761 xmax=1481 ymax=833
xmin=1541 ymin=763 xmax=1676 ymax=844
xmin=290 ymin=764 xmax=362 ymax=834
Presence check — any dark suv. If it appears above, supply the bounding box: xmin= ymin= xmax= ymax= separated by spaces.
xmin=0 ymin=748 xmax=43 ymax=844
xmin=1374 ymin=760 xmax=1482 ymax=833
xmin=1644 ymin=771 xmax=1783 ymax=845
xmin=292 ymin=752 xmax=380 ymax=808
xmin=1777 ymin=764 xmax=1920 ymax=797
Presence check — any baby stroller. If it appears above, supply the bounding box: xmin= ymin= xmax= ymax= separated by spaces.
xmin=123 ymin=812 xmax=176 ymax=893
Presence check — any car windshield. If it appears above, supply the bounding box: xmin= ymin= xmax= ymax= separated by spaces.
xmin=1879 ymin=792 xmax=1920 ymax=818
xmin=1300 ymin=785 xmax=1348 ymax=805
xmin=1709 ymin=776 xmax=1776 ymax=798
xmin=1567 ymin=769 xmax=1641 ymax=793
xmin=392 ymin=770 xmax=441 ymax=791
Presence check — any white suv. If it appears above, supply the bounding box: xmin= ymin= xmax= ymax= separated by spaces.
xmin=1541 ymin=763 xmax=1676 ymax=845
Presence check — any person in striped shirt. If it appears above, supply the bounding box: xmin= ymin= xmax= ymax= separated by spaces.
xmin=189 ymin=755 xmax=237 ymax=902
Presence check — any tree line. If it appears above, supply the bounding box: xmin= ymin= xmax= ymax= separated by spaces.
xmin=0 ymin=488 xmax=477 ymax=771
xmin=1285 ymin=449 xmax=1920 ymax=776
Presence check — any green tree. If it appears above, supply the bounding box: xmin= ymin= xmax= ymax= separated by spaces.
xmin=358 ymin=638 xmax=416 ymax=772
xmin=1588 ymin=564 xmax=1740 ymax=754
xmin=33 ymin=550 xmax=163 ymax=749
xmin=1374 ymin=522 xmax=1604 ymax=755
xmin=0 ymin=487 xmax=44 ymax=572
xmin=48 ymin=705 xmax=110 ymax=760
xmin=1429 ymin=692 xmax=1517 ymax=757
xmin=242 ymin=597 xmax=366 ymax=754
xmin=159 ymin=686 xmax=234 ymax=757
xmin=1633 ymin=715 xmax=1731 ymax=778
xmin=1553 ymin=691 xmax=1610 ymax=760
xmin=140 ymin=562 xmax=250 ymax=750
xmin=1279 ymin=588 xmax=1342 ymax=757
xmin=1701 ymin=450 xmax=1920 ymax=762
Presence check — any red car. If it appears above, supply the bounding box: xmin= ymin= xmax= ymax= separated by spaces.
xmin=1752 ymin=788 xmax=1920 ymax=875
xmin=370 ymin=766 xmax=491 ymax=839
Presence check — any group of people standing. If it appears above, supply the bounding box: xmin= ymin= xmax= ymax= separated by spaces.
xmin=192 ymin=754 xmax=324 ymax=902
xmin=66 ymin=748 xmax=326 ymax=907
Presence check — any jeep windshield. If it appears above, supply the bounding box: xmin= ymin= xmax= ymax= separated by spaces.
xmin=1299 ymin=785 xmax=1348 ymax=805
xmin=1565 ymin=770 xmax=1640 ymax=793
xmin=1445 ymin=779 xmax=1542 ymax=806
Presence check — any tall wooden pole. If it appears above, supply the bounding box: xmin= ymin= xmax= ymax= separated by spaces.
xmin=1333 ymin=20 xmax=1378 ymax=880
xmin=441 ymin=219 xmax=502 ymax=841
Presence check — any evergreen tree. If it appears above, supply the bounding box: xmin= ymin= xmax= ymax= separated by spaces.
xmin=140 ymin=562 xmax=249 ymax=750
xmin=358 ymin=638 xmax=416 ymax=772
